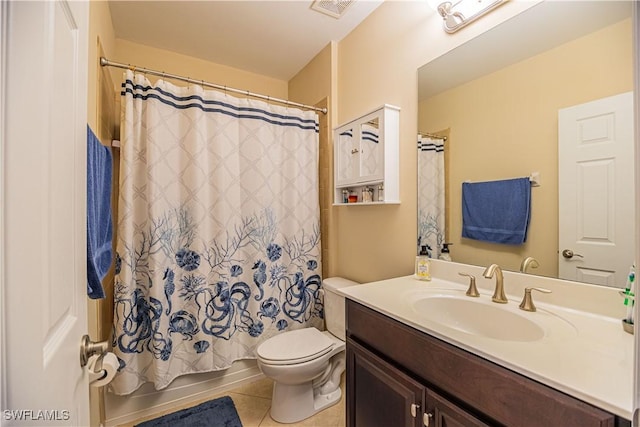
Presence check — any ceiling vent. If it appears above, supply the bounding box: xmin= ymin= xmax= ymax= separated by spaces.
xmin=310 ymin=0 xmax=354 ymax=19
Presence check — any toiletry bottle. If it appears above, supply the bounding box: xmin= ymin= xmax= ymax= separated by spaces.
xmin=415 ymin=245 xmax=432 ymax=281
xmin=377 ymin=184 xmax=384 ymax=202
xmin=362 ymin=187 xmax=373 ymax=203
xmin=439 ymin=243 xmax=452 ymax=261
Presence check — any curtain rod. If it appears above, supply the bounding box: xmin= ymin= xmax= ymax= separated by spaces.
xmin=419 ymin=131 xmax=447 ymax=141
xmin=100 ymin=57 xmax=327 ymax=115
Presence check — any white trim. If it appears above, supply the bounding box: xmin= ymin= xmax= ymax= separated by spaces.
xmin=0 ymin=0 xmax=8 ymax=418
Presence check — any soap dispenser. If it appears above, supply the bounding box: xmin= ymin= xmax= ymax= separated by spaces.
xmin=439 ymin=243 xmax=452 ymax=261
xmin=415 ymin=245 xmax=432 ymax=281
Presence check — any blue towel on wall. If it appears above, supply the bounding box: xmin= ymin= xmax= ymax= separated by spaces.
xmin=87 ymin=125 xmax=113 ymax=299
xmin=462 ymin=177 xmax=531 ymax=245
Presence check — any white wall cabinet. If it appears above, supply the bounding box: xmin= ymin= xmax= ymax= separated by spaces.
xmin=334 ymin=104 xmax=400 ymax=205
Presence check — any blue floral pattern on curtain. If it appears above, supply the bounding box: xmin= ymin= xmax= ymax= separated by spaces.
xmin=110 ymin=70 xmax=322 ymax=395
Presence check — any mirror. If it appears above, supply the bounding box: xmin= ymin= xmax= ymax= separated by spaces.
xmin=417 ymin=1 xmax=634 ymax=286
xmin=361 ymin=117 xmax=380 ymax=177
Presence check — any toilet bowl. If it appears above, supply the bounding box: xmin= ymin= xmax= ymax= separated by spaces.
xmin=255 ymin=277 xmax=359 ymax=424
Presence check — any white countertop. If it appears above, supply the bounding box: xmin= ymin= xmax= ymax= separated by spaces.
xmin=338 ymin=263 xmax=634 ymax=419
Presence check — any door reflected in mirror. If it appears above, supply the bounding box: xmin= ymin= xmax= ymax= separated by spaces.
xmin=417 ymin=1 xmax=634 ymax=287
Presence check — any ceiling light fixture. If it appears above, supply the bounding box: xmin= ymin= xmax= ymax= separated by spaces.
xmin=433 ymin=0 xmax=507 ymax=33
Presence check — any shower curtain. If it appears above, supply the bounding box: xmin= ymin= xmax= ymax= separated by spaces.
xmin=110 ymin=70 xmax=322 ymax=395
xmin=417 ymin=135 xmax=445 ymax=258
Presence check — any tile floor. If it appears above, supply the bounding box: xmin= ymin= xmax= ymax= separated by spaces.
xmin=123 ymin=375 xmax=346 ymax=427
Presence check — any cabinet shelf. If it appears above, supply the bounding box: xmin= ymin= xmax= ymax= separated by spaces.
xmin=333 ymin=201 xmax=400 ymax=206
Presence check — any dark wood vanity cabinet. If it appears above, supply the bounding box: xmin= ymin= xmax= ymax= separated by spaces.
xmin=348 ymin=338 xmax=489 ymax=427
xmin=346 ymin=300 xmax=630 ymax=427
xmin=348 ymin=339 xmax=425 ymax=427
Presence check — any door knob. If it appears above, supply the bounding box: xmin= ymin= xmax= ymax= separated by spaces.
xmin=80 ymin=334 xmax=108 ymax=367
xmin=562 ymin=249 xmax=584 ymax=259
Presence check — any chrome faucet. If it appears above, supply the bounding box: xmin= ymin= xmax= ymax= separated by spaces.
xmin=520 ymin=256 xmax=539 ymax=274
xmin=483 ymin=264 xmax=508 ymax=303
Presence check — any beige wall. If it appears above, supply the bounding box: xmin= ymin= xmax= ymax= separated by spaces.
xmin=88 ymin=3 xmax=119 ymax=425
xmin=88 ymin=0 xmax=119 ymax=346
xmin=88 ymin=1 xmax=117 ymax=134
xmin=419 ymin=18 xmax=632 ymax=277
xmin=114 ymin=39 xmax=288 ymax=98
xmin=333 ymin=0 xmax=541 ymax=283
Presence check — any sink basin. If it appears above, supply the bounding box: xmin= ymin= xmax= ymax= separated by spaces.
xmin=412 ymin=296 xmax=545 ymax=342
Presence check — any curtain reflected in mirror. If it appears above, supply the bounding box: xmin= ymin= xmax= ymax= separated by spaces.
xmin=417 ymin=133 xmax=446 ymax=259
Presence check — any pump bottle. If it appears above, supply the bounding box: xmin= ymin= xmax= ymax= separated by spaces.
xmin=415 ymin=245 xmax=432 ymax=281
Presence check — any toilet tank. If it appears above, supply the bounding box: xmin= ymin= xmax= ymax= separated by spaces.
xmin=323 ymin=277 xmax=360 ymax=341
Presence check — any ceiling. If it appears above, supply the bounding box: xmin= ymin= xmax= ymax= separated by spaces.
xmin=108 ymin=0 xmax=384 ymax=81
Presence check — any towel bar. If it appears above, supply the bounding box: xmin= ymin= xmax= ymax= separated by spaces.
xmin=464 ymin=172 xmax=540 ymax=187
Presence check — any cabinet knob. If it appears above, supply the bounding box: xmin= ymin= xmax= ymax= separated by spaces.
xmin=351 ymin=148 xmax=359 ymax=154
xmin=410 ymin=403 xmax=420 ymax=418
xmin=423 ymin=412 xmax=433 ymax=426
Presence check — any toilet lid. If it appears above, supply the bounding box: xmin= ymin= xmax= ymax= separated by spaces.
xmin=257 ymin=328 xmax=334 ymax=364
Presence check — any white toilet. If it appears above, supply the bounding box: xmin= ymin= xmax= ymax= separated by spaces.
xmin=256 ymin=277 xmax=359 ymax=423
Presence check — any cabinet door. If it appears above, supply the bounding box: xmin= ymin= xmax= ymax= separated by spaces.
xmin=336 ymin=126 xmax=358 ymax=186
xmin=347 ymin=339 xmax=424 ymax=427
xmin=426 ymin=389 xmax=490 ymax=427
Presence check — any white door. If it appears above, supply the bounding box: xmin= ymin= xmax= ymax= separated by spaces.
xmin=558 ymin=92 xmax=634 ymax=287
xmin=2 ymin=1 xmax=90 ymax=424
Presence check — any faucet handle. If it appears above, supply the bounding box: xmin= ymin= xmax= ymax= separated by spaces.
xmin=520 ymin=256 xmax=540 ymax=273
xmin=458 ymin=272 xmax=479 ymax=297
xmin=519 ymin=287 xmax=552 ymax=312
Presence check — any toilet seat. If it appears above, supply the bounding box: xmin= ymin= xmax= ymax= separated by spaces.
xmin=257 ymin=328 xmax=334 ymax=366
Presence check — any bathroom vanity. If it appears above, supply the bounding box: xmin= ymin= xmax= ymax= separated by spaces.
xmin=340 ymin=264 xmax=633 ymax=427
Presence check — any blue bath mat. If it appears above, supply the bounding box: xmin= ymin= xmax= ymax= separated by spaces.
xmin=135 ymin=395 xmax=243 ymax=427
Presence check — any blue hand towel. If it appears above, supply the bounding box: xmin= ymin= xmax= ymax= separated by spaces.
xmin=87 ymin=125 xmax=113 ymax=299
xmin=462 ymin=177 xmax=531 ymax=245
